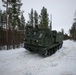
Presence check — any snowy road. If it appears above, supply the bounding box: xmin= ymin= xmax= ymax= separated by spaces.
xmin=0 ymin=40 xmax=76 ymax=75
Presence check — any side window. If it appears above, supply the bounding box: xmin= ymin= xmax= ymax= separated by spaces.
xmin=39 ymin=33 xmax=42 ymax=38
xmin=34 ymin=32 xmax=36 ymax=35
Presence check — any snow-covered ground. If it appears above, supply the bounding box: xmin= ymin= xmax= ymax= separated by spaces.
xmin=0 ymin=40 xmax=76 ymax=75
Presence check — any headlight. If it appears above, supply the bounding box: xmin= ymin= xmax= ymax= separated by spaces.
xmin=36 ymin=40 xmax=38 ymax=42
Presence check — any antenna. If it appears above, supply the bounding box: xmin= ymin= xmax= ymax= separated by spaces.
xmin=50 ymin=14 xmax=52 ymax=30
xmin=74 ymin=10 xmax=76 ymax=22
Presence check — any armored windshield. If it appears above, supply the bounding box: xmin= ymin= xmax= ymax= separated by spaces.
xmin=33 ymin=31 xmax=43 ymax=38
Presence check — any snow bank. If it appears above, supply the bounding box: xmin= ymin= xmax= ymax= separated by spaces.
xmin=0 ymin=40 xmax=76 ymax=75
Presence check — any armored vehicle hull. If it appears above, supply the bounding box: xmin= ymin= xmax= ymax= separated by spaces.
xmin=24 ymin=26 xmax=63 ymax=56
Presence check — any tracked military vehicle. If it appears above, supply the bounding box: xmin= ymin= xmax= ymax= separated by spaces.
xmin=24 ymin=25 xmax=63 ymax=56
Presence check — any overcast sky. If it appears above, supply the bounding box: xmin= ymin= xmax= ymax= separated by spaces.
xmin=0 ymin=0 xmax=76 ymax=34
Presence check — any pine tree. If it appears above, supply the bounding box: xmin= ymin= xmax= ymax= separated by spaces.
xmin=34 ymin=10 xmax=38 ymax=28
xmin=64 ymin=33 xmax=69 ymax=40
xmin=0 ymin=9 xmax=2 ymax=28
xmin=8 ymin=8 xmax=13 ymax=30
xmin=70 ymin=22 xmax=76 ymax=41
xmin=20 ymin=13 xmax=25 ymax=30
xmin=2 ymin=0 xmax=23 ymax=49
xmin=11 ymin=0 xmax=22 ymax=49
xmin=61 ymin=28 xmax=64 ymax=34
xmin=0 ymin=9 xmax=6 ymax=49
xmin=40 ymin=7 xmax=49 ymax=29
xmin=0 ymin=9 xmax=3 ymax=49
xmin=29 ymin=9 xmax=34 ymax=26
xmin=69 ymin=11 xmax=76 ymax=41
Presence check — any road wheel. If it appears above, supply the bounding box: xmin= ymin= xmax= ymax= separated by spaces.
xmin=50 ymin=48 xmax=56 ymax=55
xmin=54 ymin=47 xmax=57 ymax=53
xmin=49 ymin=49 xmax=54 ymax=55
xmin=48 ymin=50 xmax=51 ymax=56
xmin=44 ymin=50 xmax=48 ymax=57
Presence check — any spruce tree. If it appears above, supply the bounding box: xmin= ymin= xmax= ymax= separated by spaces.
xmin=11 ymin=0 xmax=22 ymax=49
xmin=2 ymin=0 xmax=23 ymax=49
xmin=70 ymin=22 xmax=76 ymax=41
xmin=34 ymin=10 xmax=38 ymax=28
xmin=29 ymin=9 xmax=34 ymax=26
xmin=20 ymin=13 xmax=25 ymax=30
xmin=40 ymin=7 xmax=49 ymax=29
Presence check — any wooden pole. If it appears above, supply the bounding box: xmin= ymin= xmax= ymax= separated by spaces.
xmin=6 ymin=0 xmax=8 ymax=50
xmin=50 ymin=14 xmax=52 ymax=30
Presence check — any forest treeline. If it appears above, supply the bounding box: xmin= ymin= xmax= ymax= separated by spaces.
xmin=0 ymin=0 xmax=50 ymax=50
xmin=0 ymin=0 xmax=25 ymax=50
xmin=0 ymin=0 xmax=76 ymax=50
xmin=64 ymin=18 xmax=76 ymax=41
